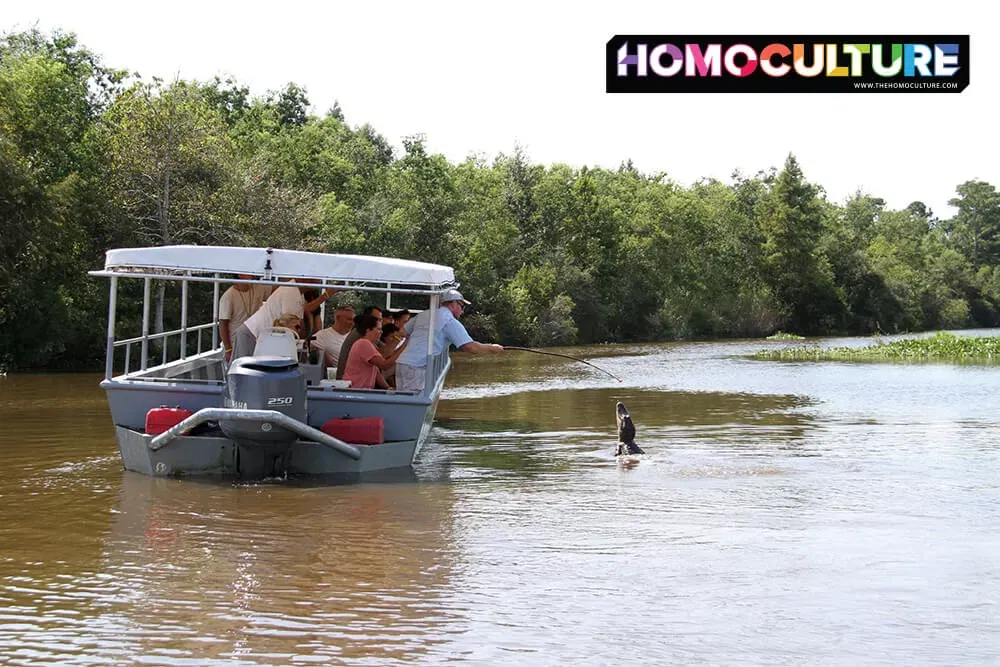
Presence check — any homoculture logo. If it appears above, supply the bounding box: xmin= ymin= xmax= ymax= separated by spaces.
xmin=607 ymin=35 xmax=969 ymax=93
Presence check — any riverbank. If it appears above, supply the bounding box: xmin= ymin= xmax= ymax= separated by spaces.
xmin=753 ymin=331 xmax=1000 ymax=364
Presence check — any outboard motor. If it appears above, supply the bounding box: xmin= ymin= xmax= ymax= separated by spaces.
xmin=220 ymin=356 xmax=307 ymax=478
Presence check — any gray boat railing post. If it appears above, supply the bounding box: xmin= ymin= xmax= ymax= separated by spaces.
xmin=141 ymin=277 xmax=151 ymax=371
xmin=424 ymin=293 xmax=440 ymax=397
xmin=319 ymin=280 xmax=327 ymax=324
xmin=104 ymin=275 xmax=118 ymax=380
xmin=212 ymin=274 xmax=220 ymax=351
xmin=180 ymin=275 xmax=189 ymax=360
xmin=160 ymin=283 xmax=169 ymax=365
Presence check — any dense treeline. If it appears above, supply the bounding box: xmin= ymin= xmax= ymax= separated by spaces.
xmin=2 ymin=29 xmax=1000 ymax=371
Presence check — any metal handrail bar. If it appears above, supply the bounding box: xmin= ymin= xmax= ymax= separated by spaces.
xmin=114 ymin=322 xmax=218 ymax=375
xmin=123 ymin=376 xmax=224 ymax=385
xmin=428 ymin=353 xmax=453 ymax=399
xmin=113 ymin=322 xmax=216 ymax=347
xmin=432 ymin=350 xmax=451 ymax=386
xmin=148 ymin=408 xmax=362 ymax=460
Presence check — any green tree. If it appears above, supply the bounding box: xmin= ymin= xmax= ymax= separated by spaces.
xmin=948 ymin=180 xmax=1000 ymax=269
xmin=199 ymin=75 xmax=250 ymax=126
xmin=822 ymin=192 xmax=901 ymax=333
xmin=274 ymin=82 xmax=309 ymax=128
xmin=450 ymin=156 xmax=521 ymax=317
xmin=99 ymin=79 xmax=236 ymax=330
xmin=100 ymin=79 xmax=235 ymax=246
xmin=0 ymin=29 xmax=117 ymax=369
xmin=387 ymin=135 xmax=459 ymax=264
xmin=757 ymin=154 xmax=844 ymax=334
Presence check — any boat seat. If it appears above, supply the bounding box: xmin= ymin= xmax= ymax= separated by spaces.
xmin=253 ymin=327 xmax=299 ymax=359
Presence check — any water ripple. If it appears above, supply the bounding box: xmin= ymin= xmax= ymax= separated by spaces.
xmin=3 ymin=342 xmax=1000 ymax=663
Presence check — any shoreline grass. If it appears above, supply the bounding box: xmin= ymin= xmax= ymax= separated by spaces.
xmin=753 ymin=332 xmax=1000 ymax=364
xmin=766 ymin=331 xmax=806 ymax=341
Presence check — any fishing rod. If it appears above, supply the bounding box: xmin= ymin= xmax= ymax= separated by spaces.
xmin=504 ymin=346 xmax=623 ymax=382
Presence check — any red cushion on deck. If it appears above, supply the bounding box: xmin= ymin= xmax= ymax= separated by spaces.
xmin=320 ymin=417 xmax=384 ymax=445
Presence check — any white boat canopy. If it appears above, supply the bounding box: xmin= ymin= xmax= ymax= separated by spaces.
xmin=91 ymin=245 xmax=456 ymax=289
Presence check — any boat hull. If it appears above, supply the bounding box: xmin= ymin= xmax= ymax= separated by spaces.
xmin=115 ymin=426 xmax=422 ymax=478
xmin=103 ymin=354 xmax=450 ymax=479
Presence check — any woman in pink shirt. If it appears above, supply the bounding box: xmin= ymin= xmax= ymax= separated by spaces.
xmin=341 ymin=314 xmax=409 ymax=389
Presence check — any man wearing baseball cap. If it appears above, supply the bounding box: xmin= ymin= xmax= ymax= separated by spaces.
xmin=395 ymin=289 xmax=503 ymax=392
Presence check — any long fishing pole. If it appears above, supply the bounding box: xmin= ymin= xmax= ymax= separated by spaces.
xmin=504 ymin=346 xmax=623 ymax=382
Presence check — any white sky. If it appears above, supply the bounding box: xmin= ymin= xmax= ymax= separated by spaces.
xmin=6 ymin=0 xmax=998 ymax=218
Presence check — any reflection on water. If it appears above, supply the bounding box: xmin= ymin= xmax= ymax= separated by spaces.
xmin=2 ymin=334 xmax=1000 ymax=664
xmin=96 ymin=474 xmax=460 ymax=663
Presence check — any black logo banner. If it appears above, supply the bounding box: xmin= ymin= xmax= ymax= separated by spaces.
xmin=607 ymin=35 xmax=970 ymax=93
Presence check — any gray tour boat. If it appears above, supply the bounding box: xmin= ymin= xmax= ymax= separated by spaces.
xmin=90 ymin=245 xmax=457 ymax=479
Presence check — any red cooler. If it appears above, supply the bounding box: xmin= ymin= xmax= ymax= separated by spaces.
xmin=145 ymin=407 xmax=193 ymax=435
xmin=321 ymin=417 xmax=384 ymax=445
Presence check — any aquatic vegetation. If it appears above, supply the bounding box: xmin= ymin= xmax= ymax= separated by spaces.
xmin=766 ymin=331 xmax=805 ymax=341
xmin=753 ymin=332 xmax=1000 ymax=363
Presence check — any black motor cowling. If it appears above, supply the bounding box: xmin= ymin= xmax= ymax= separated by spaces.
xmin=220 ymin=356 xmax=307 ymax=477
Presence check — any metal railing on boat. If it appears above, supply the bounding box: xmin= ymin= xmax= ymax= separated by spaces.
xmin=148 ymin=407 xmax=362 ymax=460
xmin=114 ymin=322 xmax=218 ymax=376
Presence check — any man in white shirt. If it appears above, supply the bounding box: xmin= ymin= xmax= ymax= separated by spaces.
xmin=219 ymin=275 xmax=272 ymax=361
xmin=312 ymin=305 xmax=355 ymax=372
xmin=395 ymin=289 xmax=503 ymax=392
xmin=231 ymin=281 xmax=335 ymax=360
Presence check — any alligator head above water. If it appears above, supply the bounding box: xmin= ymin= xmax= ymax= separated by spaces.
xmin=615 ymin=401 xmax=645 ymax=456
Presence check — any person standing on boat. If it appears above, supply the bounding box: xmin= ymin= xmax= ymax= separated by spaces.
xmin=300 ymin=288 xmax=323 ymax=339
xmin=231 ymin=280 xmax=334 ymax=360
xmin=395 ymin=290 xmax=503 ymax=392
xmin=219 ymin=274 xmax=272 ymax=361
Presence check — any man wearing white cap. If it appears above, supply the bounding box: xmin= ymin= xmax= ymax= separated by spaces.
xmin=395 ymin=289 xmax=503 ymax=392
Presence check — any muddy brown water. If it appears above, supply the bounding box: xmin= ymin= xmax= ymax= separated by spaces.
xmin=1 ymin=333 xmax=998 ymax=664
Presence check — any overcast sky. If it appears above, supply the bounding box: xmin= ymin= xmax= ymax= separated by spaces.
xmin=5 ymin=0 xmax=997 ymax=218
